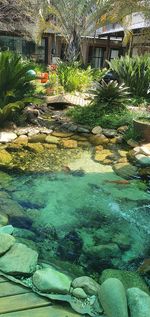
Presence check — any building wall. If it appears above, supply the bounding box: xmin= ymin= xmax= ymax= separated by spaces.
xmin=0 ymin=33 xmax=46 ymax=63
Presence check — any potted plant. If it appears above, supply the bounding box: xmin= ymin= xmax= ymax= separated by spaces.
xmin=133 ymin=113 xmax=150 ymax=141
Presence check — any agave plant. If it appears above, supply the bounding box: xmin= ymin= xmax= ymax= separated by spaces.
xmin=92 ymin=79 xmax=130 ymax=112
xmin=108 ymin=55 xmax=150 ymax=98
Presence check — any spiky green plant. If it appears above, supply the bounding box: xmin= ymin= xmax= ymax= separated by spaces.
xmin=92 ymin=79 xmax=130 ymax=111
xmin=0 ymin=51 xmax=34 ymax=108
xmin=108 ymin=55 xmax=150 ymax=98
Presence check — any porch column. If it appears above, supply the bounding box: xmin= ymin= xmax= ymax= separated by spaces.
xmin=47 ymin=34 xmax=52 ymax=65
xmin=105 ymin=35 xmax=110 ymax=64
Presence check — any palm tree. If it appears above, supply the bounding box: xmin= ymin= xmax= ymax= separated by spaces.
xmin=40 ymin=0 xmax=112 ymax=61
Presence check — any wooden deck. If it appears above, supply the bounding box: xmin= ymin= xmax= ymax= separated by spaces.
xmin=0 ymin=276 xmax=81 ymax=317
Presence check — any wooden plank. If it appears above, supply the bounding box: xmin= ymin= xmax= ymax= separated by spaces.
xmin=0 ymin=292 xmax=51 ymax=314
xmin=0 ymin=281 xmax=31 ymax=297
xmin=0 ymin=305 xmax=82 ymax=317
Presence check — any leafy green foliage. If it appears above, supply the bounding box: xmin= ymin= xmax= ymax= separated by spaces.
xmin=68 ymin=104 xmax=132 ymax=129
xmin=92 ymin=80 xmax=130 ymax=111
xmin=0 ymin=101 xmax=25 ymax=125
xmin=130 ymin=96 xmax=150 ymax=107
xmin=0 ymin=51 xmax=34 ymax=108
xmin=56 ymin=62 xmax=93 ymax=92
xmin=108 ymin=55 xmax=150 ymax=98
xmin=55 ymin=62 xmax=108 ymax=93
xmin=68 ymin=78 xmax=131 ymax=128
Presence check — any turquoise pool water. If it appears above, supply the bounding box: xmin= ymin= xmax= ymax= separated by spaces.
xmin=0 ymin=153 xmax=150 ymax=273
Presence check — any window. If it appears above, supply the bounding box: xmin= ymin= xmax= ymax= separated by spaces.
xmin=110 ymin=49 xmax=119 ymax=60
xmin=89 ymin=47 xmax=104 ymax=68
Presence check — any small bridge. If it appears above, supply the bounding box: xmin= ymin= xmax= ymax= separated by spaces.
xmin=0 ymin=276 xmax=80 ymax=317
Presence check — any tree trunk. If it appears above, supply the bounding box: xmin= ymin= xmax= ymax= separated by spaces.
xmin=64 ymin=29 xmax=81 ymax=62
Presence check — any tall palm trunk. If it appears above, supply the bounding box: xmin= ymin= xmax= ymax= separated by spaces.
xmin=65 ymin=29 xmax=81 ymax=62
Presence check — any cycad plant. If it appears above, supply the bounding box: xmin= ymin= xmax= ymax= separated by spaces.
xmin=0 ymin=51 xmax=34 ymax=124
xmin=92 ymin=79 xmax=130 ymax=112
xmin=108 ymin=55 xmax=150 ymax=98
xmin=0 ymin=51 xmax=34 ymax=107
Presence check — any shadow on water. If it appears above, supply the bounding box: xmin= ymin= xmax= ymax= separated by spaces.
xmin=0 ymin=168 xmax=150 ymax=273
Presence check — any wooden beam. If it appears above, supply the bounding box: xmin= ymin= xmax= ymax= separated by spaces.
xmin=0 ymin=293 xmax=51 ymax=314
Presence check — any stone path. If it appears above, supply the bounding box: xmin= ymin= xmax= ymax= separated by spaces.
xmin=0 ymin=276 xmax=81 ymax=317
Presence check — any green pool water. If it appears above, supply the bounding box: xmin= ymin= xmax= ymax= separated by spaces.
xmin=0 ymin=152 xmax=150 ymax=273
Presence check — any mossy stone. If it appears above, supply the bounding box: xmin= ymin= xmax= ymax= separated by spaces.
xmin=0 ymin=149 xmax=12 ymax=165
xmin=99 ymin=269 xmax=150 ymax=294
xmin=28 ymin=134 xmax=46 ymax=143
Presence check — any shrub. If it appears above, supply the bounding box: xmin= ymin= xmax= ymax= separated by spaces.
xmin=108 ymin=55 xmax=150 ymax=98
xmin=68 ymin=104 xmax=132 ymax=129
xmin=56 ymin=62 xmax=92 ymax=92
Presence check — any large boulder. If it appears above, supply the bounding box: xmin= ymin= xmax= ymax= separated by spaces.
xmin=0 ymin=243 xmax=38 ymax=275
xmin=99 ymin=269 xmax=150 ymax=294
xmin=0 ymin=225 xmax=14 ymax=235
xmin=85 ymin=243 xmax=121 ymax=259
xmin=135 ymin=154 xmax=150 ymax=167
xmin=98 ymin=278 xmax=128 ymax=317
xmin=71 ymin=276 xmax=100 ymax=295
xmin=0 ymin=132 xmax=17 ymax=143
xmin=33 ymin=266 xmax=71 ymax=294
xmin=0 ymin=233 xmax=15 ymax=255
xmin=127 ymin=288 xmax=150 ymax=317
xmin=113 ymin=162 xmax=138 ymax=179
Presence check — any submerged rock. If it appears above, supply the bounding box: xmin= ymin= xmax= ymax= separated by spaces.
xmin=61 ymin=139 xmax=78 ymax=149
xmin=0 ymin=233 xmax=15 ymax=255
xmin=45 ymin=135 xmax=60 ymax=144
xmin=85 ymin=243 xmax=121 ymax=260
xmin=72 ymin=287 xmax=87 ymax=299
xmin=9 ymin=216 xmax=33 ymax=230
xmin=113 ymin=162 xmax=138 ymax=179
xmin=33 ymin=266 xmax=71 ymax=294
xmin=0 ymin=225 xmax=14 ymax=235
xmin=28 ymin=134 xmax=46 ymax=143
xmin=71 ymin=276 xmax=100 ymax=295
xmin=135 ymin=154 xmax=150 ymax=166
xmin=99 ymin=269 xmax=150 ymax=294
xmin=98 ymin=278 xmax=128 ymax=317
xmin=89 ymin=134 xmax=109 ymax=146
xmin=26 ymin=143 xmax=44 ymax=153
xmin=0 ymin=243 xmax=38 ymax=275
xmin=127 ymin=288 xmax=150 ymax=317
xmin=0 ymin=213 xmax=8 ymax=227
xmin=94 ymin=149 xmax=112 ymax=162
xmin=0 ymin=149 xmax=12 ymax=165
xmin=57 ymin=230 xmax=83 ymax=262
